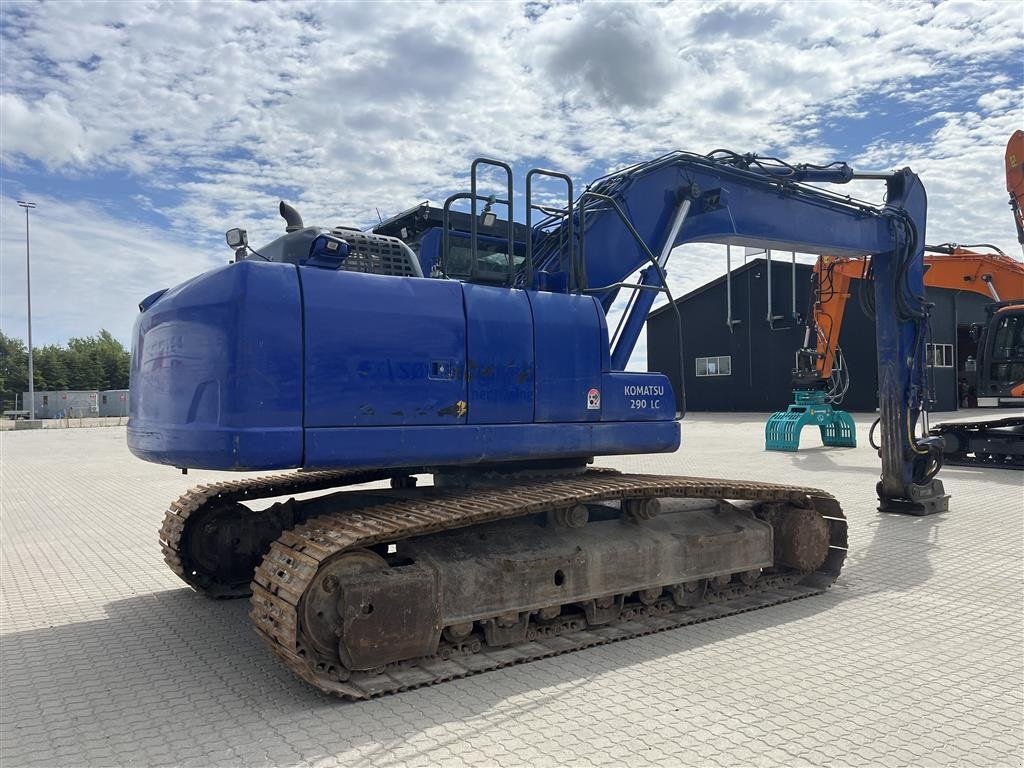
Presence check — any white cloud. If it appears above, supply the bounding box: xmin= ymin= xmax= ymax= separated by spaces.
xmin=0 ymin=195 xmax=217 ymax=345
xmin=536 ymin=4 xmax=679 ymax=109
xmin=0 ymin=0 xmax=1021 ymax=356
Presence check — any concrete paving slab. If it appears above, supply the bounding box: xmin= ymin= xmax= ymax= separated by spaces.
xmin=1 ymin=412 xmax=1021 ymax=767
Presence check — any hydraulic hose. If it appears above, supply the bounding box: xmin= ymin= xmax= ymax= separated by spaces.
xmin=869 ymin=417 xmax=881 ymax=450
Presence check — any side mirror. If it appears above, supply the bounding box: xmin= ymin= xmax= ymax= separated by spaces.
xmin=226 ymin=228 xmax=248 ymax=249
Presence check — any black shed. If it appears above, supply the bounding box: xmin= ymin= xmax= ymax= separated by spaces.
xmin=646 ymin=257 xmax=992 ymax=413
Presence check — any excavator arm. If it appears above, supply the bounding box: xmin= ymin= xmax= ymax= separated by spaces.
xmin=802 ymin=256 xmax=859 ymax=386
xmin=529 ymin=151 xmax=946 ymax=513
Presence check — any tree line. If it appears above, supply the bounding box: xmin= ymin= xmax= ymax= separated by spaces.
xmin=0 ymin=330 xmax=129 ymax=410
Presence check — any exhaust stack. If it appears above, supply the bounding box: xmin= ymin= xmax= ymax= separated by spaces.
xmin=279 ymin=201 xmax=304 ymax=233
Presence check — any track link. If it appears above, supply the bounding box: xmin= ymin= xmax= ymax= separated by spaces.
xmin=250 ymin=471 xmax=847 ymax=699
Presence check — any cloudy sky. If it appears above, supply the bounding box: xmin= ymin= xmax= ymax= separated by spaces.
xmin=1 ymin=0 xmax=1021 ymax=368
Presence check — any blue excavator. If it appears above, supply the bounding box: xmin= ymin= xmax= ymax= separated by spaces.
xmin=129 ymin=150 xmax=947 ymax=698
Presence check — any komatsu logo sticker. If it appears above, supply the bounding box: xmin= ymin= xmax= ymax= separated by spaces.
xmin=587 ymin=388 xmax=601 ymax=409
xmin=625 ymin=383 xmax=664 ymax=410
xmin=623 ymin=384 xmax=665 ymax=396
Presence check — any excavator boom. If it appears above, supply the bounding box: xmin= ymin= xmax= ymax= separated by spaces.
xmin=1007 ymin=130 xmax=1024 ymax=254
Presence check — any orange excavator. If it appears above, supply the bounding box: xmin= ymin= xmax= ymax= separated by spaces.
xmin=765 ymin=246 xmax=1024 ymax=460
xmin=795 ymin=246 xmax=1024 ymax=405
xmin=767 ymin=132 xmax=1024 ymax=467
xmin=927 ymin=131 xmax=1024 ymax=467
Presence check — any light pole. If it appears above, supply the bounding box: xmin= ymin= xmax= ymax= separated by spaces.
xmin=16 ymin=201 xmax=36 ymax=420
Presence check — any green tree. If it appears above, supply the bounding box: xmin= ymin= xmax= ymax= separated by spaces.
xmin=67 ymin=337 xmax=104 ymax=389
xmin=34 ymin=345 xmax=70 ymax=391
xmin=0 ymin=332 xmax=28 ymax=410
xmin=95 ymin=330 xmax=129 ymax=390
xmin=0 ymin=330 xmax=130 ymax=411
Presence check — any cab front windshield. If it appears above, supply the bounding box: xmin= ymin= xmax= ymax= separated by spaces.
xmin=989 ymin=312 xmax=1024 ymax=386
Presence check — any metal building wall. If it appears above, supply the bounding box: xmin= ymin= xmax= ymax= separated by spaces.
xmin=647 ymin=259 xmax=990 ymax=413
xmin=98 ymin=390 xmax=130 ymax=417
xmin=647 ymin=259 xmax=811 ymax=412
xmin=22 ymin=391 xmax=100 ymax=419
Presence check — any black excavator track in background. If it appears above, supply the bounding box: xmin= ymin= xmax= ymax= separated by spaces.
xmin=930 ymin=416 xmax=1024 ymax=469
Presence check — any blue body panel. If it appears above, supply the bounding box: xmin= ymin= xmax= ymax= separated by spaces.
xmin=128 ymin=260 xmax=304 ymax=470
xmin=304 ymin=421 xmax=679 ymax=470
xmin=128 ymin=261 xmax=680 ymax=471
xmin=463 ymin=284 xmax=534 ymax=424
xmin=529 ymin=291 xmax=604 ymax=423
xmin=302 ymin=270 xmax=467 ymax=428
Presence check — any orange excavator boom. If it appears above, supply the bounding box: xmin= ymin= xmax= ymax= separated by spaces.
xmin=1007 ymin=130 xmax=1024 ymax=254
xmin=810 ymin=247 xmax=1024 ymax=381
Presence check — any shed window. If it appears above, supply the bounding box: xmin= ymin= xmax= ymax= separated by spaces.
xmin=696 ymin=355 xmax=732 ymax=376
xmin=102 ymin=395 xmax=108 ymax=404
xmin=926 ymin=343 xmax=953 ymax=368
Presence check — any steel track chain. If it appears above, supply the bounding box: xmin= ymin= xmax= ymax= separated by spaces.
xmin=159 ymin=468 xmax=399 ymax=597
xmin=249 ymin=471 xmax=847 ymax=699
xmin=327 ymin=581 xmax=822 ymax=699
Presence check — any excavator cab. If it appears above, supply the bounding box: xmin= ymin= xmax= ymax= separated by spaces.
xmin=931 ymin=298 xmax=1024 ymax=467
xmin=977 ymin=300 xmax=1024 ymax=406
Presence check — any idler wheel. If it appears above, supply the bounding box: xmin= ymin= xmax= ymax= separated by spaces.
xmin=302 ymin=549 xmax=388 ymax=662
xmin=772 ymin=507 xmax=829 ymax=572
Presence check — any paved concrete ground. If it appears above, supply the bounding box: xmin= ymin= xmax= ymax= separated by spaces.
xmin=1 ymin=412 xmax=1021 ymax=767
xmin=0 ymin=416 xmax=127 ymax=431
